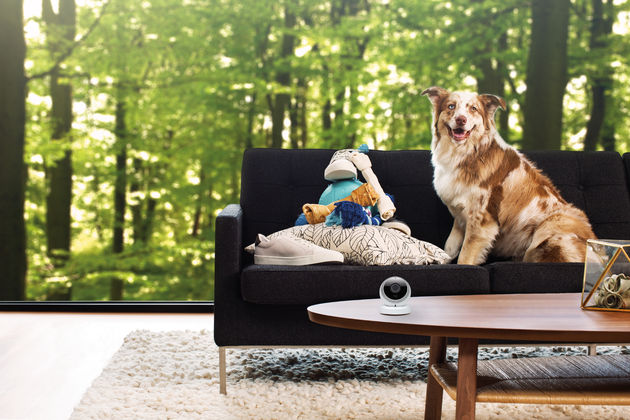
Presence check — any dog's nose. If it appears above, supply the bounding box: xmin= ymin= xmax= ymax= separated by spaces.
xmin=456 ymin=115 xmax=467 ymax=126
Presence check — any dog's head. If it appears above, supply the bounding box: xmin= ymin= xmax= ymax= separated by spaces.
xmin=422 ymin=87 xmax=505 ymax=147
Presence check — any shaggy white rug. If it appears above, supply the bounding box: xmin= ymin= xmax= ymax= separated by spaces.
xmin=70 ymin=330 xmax=630 ymax=419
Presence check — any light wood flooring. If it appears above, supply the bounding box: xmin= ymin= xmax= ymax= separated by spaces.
xmin=0 ymin=311 xmax=213 ymax=420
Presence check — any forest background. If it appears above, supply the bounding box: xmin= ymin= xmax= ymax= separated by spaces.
xmin=1 ymin=0 xmax=629 ymax=302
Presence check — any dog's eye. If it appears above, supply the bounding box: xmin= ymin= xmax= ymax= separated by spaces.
xmin=471 ymin=106 xmax=478 ymax=112
xmin=448 ymin=104 xmax=455 ymax=110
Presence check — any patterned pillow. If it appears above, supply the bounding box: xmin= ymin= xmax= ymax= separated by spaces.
xmin=246 ymin=224 xmax=449 ymax=266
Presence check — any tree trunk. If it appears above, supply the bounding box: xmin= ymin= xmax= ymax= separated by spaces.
xmin=113 ymin=98 xmax=127 ymax=255
xmin=521 ymin=0 xmax=570 ymax=150
xmin=111 ymin=96 xmax=127 ymax=300
xmin=269 ymin=4 xmax=296 ymax=148
xmin=129 ymin=158 xmax=142 ymax=243
xmin=91 ymin=172 xmax=104 ymax=241
xmin=289 ymin=77 xmax=308 ymax=149
xmin=584 ymin=82 xmax=608 ymax=151
xmin=142 ymin=196 xmax=157 ymax=243
xmin=130 ymin=160 xmax=159 ymax=245
xmin=326 ymin=0 xmax=368 ymax=149
xmin=322 ymin=98 xmax=332 ymax=133
xmin=43 ymin=0 xmax=76 ymax=262
xmin=332 ymin=87 xmax=346 ymax=148
xmin=299 ymin=82 xmax=308 ymax=148
xmin=191 ymin=169 xmax=204 ymax=237
xmin=245 ymin=92 xmax=256 ymax=149
xmin=601 ymin=91 xmax=616 ymax=151
xmin=0 ymin=0 xmax=27 ymax=300
xmin=45 ymin=77 xmax=73 ymax=260
xmin=289 ymin=96 xmax=299 ymax=149
xmin=583 ymin=0 xmax=614 ymax=151
xmin=191 ymin=169 xmax=214 ymax=240
xmin=475 ymin=31 xmax=509 ymax=141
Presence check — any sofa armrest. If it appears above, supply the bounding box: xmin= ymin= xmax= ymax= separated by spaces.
xmin=215 ymin=204 xmax=243 ymax=283
xmin=214 ymin=204 xmax=248 ymax=346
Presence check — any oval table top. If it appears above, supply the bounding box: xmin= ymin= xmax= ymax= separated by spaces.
xmin=307 ymin=293 xmax=630 ymax=343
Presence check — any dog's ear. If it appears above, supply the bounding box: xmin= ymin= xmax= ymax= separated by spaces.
xmin=479 ymin=94 xmax=506 ymax=119
xmin=422 ymin=87 xmax=449 ymax=117
xmin=422 ymin=87 xmax=449 ymax=105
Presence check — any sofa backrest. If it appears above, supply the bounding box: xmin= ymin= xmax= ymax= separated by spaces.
xmin=524 ymin=150 xmax=630 ymax=240
xmin=240 ymin=148 xmax=630 ymax=248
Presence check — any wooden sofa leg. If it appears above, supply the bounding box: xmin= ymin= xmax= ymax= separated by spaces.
xmin=588 ymin=344 xmax=597 ymax=356
xmin=219 ymin=347 xmax=227 ymax=394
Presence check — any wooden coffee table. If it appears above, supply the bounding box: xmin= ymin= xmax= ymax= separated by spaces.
xmin=308 ymin=293 xmax=630 ymax=420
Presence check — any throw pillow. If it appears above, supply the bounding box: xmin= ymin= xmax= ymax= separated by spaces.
xmin=245 ymin=224 xmax=449 ymax=266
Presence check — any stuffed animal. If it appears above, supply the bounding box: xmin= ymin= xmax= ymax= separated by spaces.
xmin=297 ymin=144 xmax=411 ymax=235
xmin=296 ymin=144 xmax=395 ymax=227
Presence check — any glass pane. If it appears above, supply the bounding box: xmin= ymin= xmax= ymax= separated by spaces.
xmin=7 ymin=1 xmax=629 ymax=302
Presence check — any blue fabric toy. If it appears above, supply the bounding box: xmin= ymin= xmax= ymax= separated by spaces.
xmin=325 ymin=201 xmax=381 ymax=228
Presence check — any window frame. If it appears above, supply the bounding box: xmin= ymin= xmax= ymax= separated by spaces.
xmin=0 ymin=301 xmax=213 ymax=312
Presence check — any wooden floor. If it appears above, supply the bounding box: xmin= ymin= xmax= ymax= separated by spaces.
xmin=0 ymin=311 xmax=213 ymax=420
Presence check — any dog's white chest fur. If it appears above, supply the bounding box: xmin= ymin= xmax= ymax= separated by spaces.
xmin=432 ymin=161 xmax=468 ymax=215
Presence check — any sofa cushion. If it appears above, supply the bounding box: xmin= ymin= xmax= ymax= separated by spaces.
xmin=245 ymin=224 xmax=450 ymax=266
xmin=487 ymin=261 xmax=585 ymax=294
xmin=241 ymin=264 xmax=490 ymax=305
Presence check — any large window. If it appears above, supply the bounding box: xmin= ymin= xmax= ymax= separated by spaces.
xmin=5 ymin=0 xmax=630 ymax=302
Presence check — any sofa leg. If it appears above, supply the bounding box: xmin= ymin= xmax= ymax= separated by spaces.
xmin=588 ymin=344 xmax=597 ymax=356
xmin=219 ymin=347 xmax=227 ymax=394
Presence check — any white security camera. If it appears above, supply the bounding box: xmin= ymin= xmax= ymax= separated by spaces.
xmin=379 ymin=276 xmax=411 ymax=315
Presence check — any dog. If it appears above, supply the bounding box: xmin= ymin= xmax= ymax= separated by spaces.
xmin=421 ymin=86 xmax=596 ymax=265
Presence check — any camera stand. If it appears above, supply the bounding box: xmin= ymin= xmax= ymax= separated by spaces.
xmin=380 ymin=304 xmax=411 ymax=315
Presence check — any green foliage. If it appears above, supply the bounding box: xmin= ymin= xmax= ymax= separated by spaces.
xmin=20 ymin=0 xmax=630 ymax=300
xmin=27 ymin=240 xmax=213 ymax=301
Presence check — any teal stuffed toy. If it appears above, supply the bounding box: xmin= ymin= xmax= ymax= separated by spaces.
xmin=296 ymin=144 xmax=380 ymax=227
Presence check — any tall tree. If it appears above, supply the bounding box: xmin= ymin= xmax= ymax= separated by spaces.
xmin=111 ymin=90 xmax=127 ymax=300
xmin=470 ymin=2 xmax=510 ymax=140
xmin=43 ymin=0 xmax=76 ymax=261
xmin=322 ymin=0 xmax=370 ymax=149
xmin=0 ymin=0 xmax=27 ymax=300
xmin=522 ymin=0 xmax=570 ymax=150
xmin=267 ymin=2 xmax=296 ymax=148
xmin=583 ymin=0 xmax=615 ymax=151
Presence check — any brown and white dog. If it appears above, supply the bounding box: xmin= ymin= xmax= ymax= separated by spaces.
xmin=422 ymin=86 xmax=596 ymax=265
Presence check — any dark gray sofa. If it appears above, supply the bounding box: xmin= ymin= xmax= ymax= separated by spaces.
xmin=214 ymin=148 xmax=630 ymax=391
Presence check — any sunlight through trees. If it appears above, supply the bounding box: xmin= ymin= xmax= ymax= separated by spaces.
xmin=5 ymin=0 xmax=629 ymax=301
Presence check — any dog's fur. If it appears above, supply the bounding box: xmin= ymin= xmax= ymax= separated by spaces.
xmin=422 ymin=86 xmax=596 ymax=265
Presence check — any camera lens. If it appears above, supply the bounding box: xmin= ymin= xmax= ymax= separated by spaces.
xmin=383 ymin=281 xmax=407 ymax=300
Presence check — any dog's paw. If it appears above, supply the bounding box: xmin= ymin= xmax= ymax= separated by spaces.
xmin=444 ymin=246 xmax=460 ymax=261
xmin=443 ymin=255 xmax=456 ymax=264
xmin=441 ymin=248 xmax=458 ymax=264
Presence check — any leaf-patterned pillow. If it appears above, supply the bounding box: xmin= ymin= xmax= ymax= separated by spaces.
xmin=246 ymin=224 xmax=449 ymax=266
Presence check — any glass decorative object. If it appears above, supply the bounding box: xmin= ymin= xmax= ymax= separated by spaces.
xmin=581 ymin=239 xmax=630 ymax=312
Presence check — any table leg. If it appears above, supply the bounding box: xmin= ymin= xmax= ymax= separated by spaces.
xmin=455 ymin=338 xmax=478 ymax=420
xmin=424 ymin=336 xmax=447 ymax=420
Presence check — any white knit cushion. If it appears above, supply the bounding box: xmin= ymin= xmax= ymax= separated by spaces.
xmin=246 ymin=224 xmax=449 ymax=266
